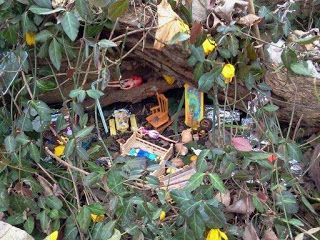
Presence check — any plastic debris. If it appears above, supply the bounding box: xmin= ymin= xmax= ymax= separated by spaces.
xmin=128 ymin=148 xmax=158 ymax=161
xmin=289 ymin=159 xmax=303 ymax=176
xmin=205 ymin=106 xmax=240 ymax=125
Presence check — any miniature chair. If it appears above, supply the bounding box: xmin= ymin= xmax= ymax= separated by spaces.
xmin=146 ymin=93 xmax=170 ymax=130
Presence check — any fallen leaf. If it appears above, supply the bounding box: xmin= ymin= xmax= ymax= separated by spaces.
xmin=295 ymin=227 xmax=320 ymax=240
xmin=257 ymin=192 xmax=268 ymax=203
xmin=243 ymin=223 xmax=260 ymax=240
xmin=190 ymin=22 xmax=203 ymax=44
xmin=154 ymin=0 xmax=189 ymax=50
xmin=238 ymin=14 xmax=261 ymax=26
xmin=215 ymin=0 xmax=248 ymax=22
xmin=214 ymin=190 xmax=231 ymax=207
xmin=227 ymin=196 xmax=255 ymax=214
xmin=309 ymin=144 xmax=320 ymax=190
xmin=262 ymin=228 xmax=278 ymax=240
xmin=192 ymin=0 xmax=208 ymax=22
xmin=231 ymin=137 xmax=253 ymax=152
xmin=37 ymin=175 xmax=54 ymax=196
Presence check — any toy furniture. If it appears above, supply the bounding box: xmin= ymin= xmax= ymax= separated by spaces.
xmin=146 ymin=93 xmax=171 ymax=131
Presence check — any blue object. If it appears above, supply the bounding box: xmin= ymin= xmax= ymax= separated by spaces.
xmin=128 ymin=148 xmax=158 ymax=161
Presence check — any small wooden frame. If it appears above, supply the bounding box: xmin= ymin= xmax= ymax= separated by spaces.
xmin=119 ymin=132 xmax=174 ymax=177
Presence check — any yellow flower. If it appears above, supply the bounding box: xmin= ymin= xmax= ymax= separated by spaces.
xmin=25 ymin=32 xmax=36 ymax=46
xmin=202 ymin=38 xmax=217 ymax=56
xmin=190 ymin=155 xmax=198 ymax=162
xmin=54 ymin=145 xmax=65 ymax=157
xmin=159 ymin=210 xmax=166 ymax=221
xmin=206 ymin=229 xmax=228 ymax=240
xmin=179 ymin=21 xmax=190 ymax=33
xmin=91 ymin=214 xmax=105 ymax=223
xmin=163 ymin=75 xmax=176 ymax=85
xmin=166 ymin=167 xmax=176 ymax=174
xmin=221 ymin=64 xmax=235 ymax=84
xmin=44 ymin=231 xmax=58 ymax=240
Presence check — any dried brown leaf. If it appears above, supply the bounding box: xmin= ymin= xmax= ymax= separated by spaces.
xmin=262 ymin=228 xmax=278 ymax=240
xmin=215 ymin=0 xmax=248 ymax=22
xmin=227 ymin=196 xmax=255 ymax=214
xmin=190 ymin=22 xmax=203 ymax=44
xmin=214 ymin=190 xmax=231 ymax=207
xmin=310 ymin=144 xmax=320 ymax=190
xmin=37 ymin=175 xmax=53 ymax=196
xmin=154 ymin=0 xmax=185 ymax=50
xmin=243 ymin=223 xmax=260 ymax=240
xmin=231 ymin=137 xmax=253 ymax=152
xmin=238 ymin=14 xmax=261 ymax=26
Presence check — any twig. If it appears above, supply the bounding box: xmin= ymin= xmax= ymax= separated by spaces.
xmin=45 ymin=147 xmax=89 ymax=175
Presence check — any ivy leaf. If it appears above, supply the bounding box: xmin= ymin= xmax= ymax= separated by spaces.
xmin=281 ymin=48 xmax=297 ymax=69
xmin=290 ymin=61 xmax=316 ymax=77
xmin=75 ymin=126 xmax=94 ymax=139
xmin=170 ymin=190 xmax=193 ymax=205
xmin=263 ymin=104 xmax=279 ymax=112
xmin=36 ymin=30 xmax=52 ymax=42
xmin=108 ymin=0 xmax=129 ymax=20
xmin=190 ymin=45 xmax=205 ymax=63
xmin=29 ymin=143 xmax=40 ymax=162
xmin=203 ymin=203 xmax=227 ymax=228
xmin=64 ymin=138 xmax=75 ymax=157
xmin=45 ymin=195 xmax=63 ymax=210
xmin=87 ymin=89 xmax=104 ymax=99
xmin=23 ymin=216 xmax=35 ymax=234
xmin=4 ymin=135 xmax=16 ymax=153
xmin=83 ymin=172 xmax=103 ymax=187
xmin=61 ymin=12 xmax=80 ymax=41
xmin=209 ymin=173 xmax=226 ymax=193
xmin=36 ymin=80 xmax=56 ymax=91
xmin=276 ymin=191 xmax=299 ymax=214
xmin=29 ymin=5 xmax=64 ymax=15
xmin=175 ymin=223 xmax=194 ymax=240
xmin=188 ymin=212 xmax=205 ymax=240
xmin=198 ymin=72 xmax=214 ymax=93
xmin=98 ymin=39 xmax=118 ymax=49
xmin=107 ymin=229 xmax=121 ymax=240
xmin=185 ymin=173 xmax=204 ymax=192
xmin=196 ymin=149 xmax=211 ymax=172
xmin=228 ymin=35 xmax=239 ymax=57
xmin=77 ymin=206 xmax=91 ymax=233
xmin=87 ymin=203 xmax=105 ymax=215
xmin=49 ymin=38 xmax=62 ymax=70
xmin=75 ymin=0 xmax=93 ymax=20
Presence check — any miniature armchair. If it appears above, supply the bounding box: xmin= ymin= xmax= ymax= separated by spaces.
xmin=146 ymin=93 xmax=170 ymax=130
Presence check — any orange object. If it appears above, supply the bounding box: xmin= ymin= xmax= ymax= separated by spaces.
xmin=146 ymin=93 xmax=170 ymax=130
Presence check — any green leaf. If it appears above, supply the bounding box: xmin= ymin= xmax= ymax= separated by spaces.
xmin=36 ymin=80 xmax=57 ymax=91
xmin=294 ymin=35 xmax=320 ymax=45
xmin=276 ymin=191 xmax=299 ymax=214
xmin=170 ymin=190 xmax=193 ymax=205
xmin=76 ymin=206 xmax=91 ymax=233
xmin=61 ymin=12 xmax=80 ymax=41
xmin=188 ymin=212 xmax=205 ymax=240
xmin=252 ymin=194 xmax=266 ymax=213
xmin=24 ymin=217 xmax=35 ymax=234
xmin=263 ymin=104 xmax=279 ymax=112
xmin=196 ymin=149 xmax=211 ymax=172
xmin=190 ymin=45 xmax=205 ymax=63
xmin=45 ymin=195 xmax=63 ymax=210
xmin=65 ymin=217 xmax=79 ymax=240
xmin=83 ymin=172 xmax=103 ymax=187
xmin=100 ymin=221 xmax=117 ymax=239
xmin=37 ymin=210 xmax=50 ymax=232
xmin=98 ymin=39 xmax=118 ymax=49
xmin=209 ymin=173 xmax=226 ymax=193
xmin=107 ymin=229 xmax=121 ymax=240
xmin=290 ymin=61 xmax=315 ymax=77
xmin=146 ymin=175 xmax=160 ymax=188
xmin=228 ymin=35 xmax=239 ymax=57
xmin=185 ymin=173 xmax=204 ymax=192
xmin=56 ymin=114 xmax=68 ymax=132
xmin=281 ymin=48 xmax=297 ymax=69
xmin=175 ymin=223 xmax=194 ymax=240
xmin=86 ymin=89 xmax=104 ymax=99
xmin=64 ymin=138 xmax=75 ymax=157
xmin=29 ymin=5 xmax=65 ymax=15
xmin=16 ymin=132 xmax=30 ymax=145
xmin=0 ymin=184 xmax=9 ymax=211
xmin=36 ymin=30 xmax=52 ymax=42
xmin=29 ymin=143 xmax=40 ymax=162
xmin=87 ymin=203 xmax=105 ymax=215
xmin=2 ymin=25 xmax=18 ymax=44
xmin=4 ymin=135 xmax=16 ymax=153
xmin=75 ymin=125 xmax=94 ymax=138
xmin=7 ymin=213 xmax=25 ymax=225
xmin=108 ymin=0 xmax=129 ymax=20
xmin=49 ymin=38 xmax=62 ymax=70
xmin=286 ymin=142 xmax=302 ymax=161
xmin=76 ymin=146 xmax=89 ymax=160
xmin=168 ymin=32 xmax=190 ymax=45
xmin=203 ymin=203 xmax=227 ymax=228
xmin=193 ymin=62 xmax=204 ymax=81
xmin=198 ymin=72 xmax=214 ymax=93
xmin=107 ymin=170 xmax=126 ymax=195
xmin=301 ymin=196 xmax=317 ymax=215
xmin=75 ymin=0 xmax=92 ymax=20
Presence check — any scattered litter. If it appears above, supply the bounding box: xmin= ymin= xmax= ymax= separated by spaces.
xmin=128 ymin=148 xmax=159 ymax=161
xmin=289 ymin=159 xmax=303 ymax=176
xmin=138 ymin=127 xmax=177 ymax=143
xmin=205 ymin=106 xmax=240 ymax=125
xmin=109 ymin=109 xmax=138 ymax=135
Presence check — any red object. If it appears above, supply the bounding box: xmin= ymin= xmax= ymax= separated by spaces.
xmin=107 ymin=75 xmax=143 ymax=90
xmin=267 ymin=154 xmax=277 ymax=163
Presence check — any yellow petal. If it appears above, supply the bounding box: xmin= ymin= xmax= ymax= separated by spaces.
xmin=206 ymin=229 xmax=220 ymax=240
xmin=54 ymin=145 xmax=65 ymax=157
xmin=25 ymin=32 xmax=36 ymax=46
xmin=202 ymin=38 xmax=217 ymax=56
xmin=44 ymin=231 xmax=58 ymax=240
xmin=91 ymin=214 xmax=105 ymax=223
xmin=159 ymin=210 xmax=166 ymax=221
xmin=218 ymin=229 xmax=228 ymax=240
xmin=221 ymin=64 xmax=235 ymax=81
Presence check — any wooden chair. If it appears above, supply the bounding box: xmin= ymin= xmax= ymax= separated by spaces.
xmin=146 ymin=93 xmax=170 ymax=130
